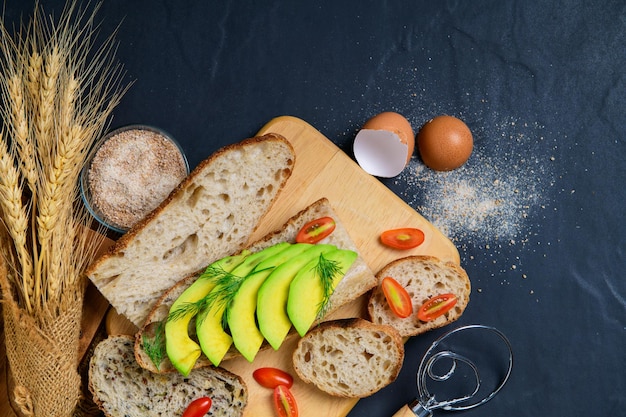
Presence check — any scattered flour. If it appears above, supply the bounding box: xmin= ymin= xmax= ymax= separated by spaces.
xmin=393 ymin=115 xmax=556 ymax=259
xmin=323 ymin=63 xmax=559 ymax=284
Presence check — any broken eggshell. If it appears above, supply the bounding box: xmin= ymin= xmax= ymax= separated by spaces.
xmin=353 ymin=111 xmax=415 ymax=178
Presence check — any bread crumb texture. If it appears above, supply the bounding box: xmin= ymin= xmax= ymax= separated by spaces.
xmin=293 ymin=319 xmax=403 ymax=398
xmin=89 ymin=336 xmax=247 ymax=417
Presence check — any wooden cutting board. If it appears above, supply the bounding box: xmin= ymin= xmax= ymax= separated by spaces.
xmin=0 ymin=116 xmax=459 ymax=417
xmin=219 ymin=116 xmax=460 ymax=417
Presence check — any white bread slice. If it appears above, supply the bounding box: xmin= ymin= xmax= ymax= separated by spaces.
xmin=85 ymin=134 xmax=295 ymax=328
xmin=88 ymin=335 xmax=247 ymax=417
xmin=292 ymin=318 xmax=404 ymax=398
xmin=367 ymin=255 xmax=471 ymax=337
xmin=135 ymin=197 xmax=377 ymax=373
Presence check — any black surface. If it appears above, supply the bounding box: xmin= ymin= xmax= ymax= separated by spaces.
xmin=3 ymin=1 xmax=625 ymax=416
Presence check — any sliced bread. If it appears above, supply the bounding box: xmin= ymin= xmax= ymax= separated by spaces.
xmin=367 ymin=255 xmax=471 ymax=337
xmin=88 ymin=335 xmax=247 ymax=417
xmin=292 ymin=318 xmax=404 ymax=398
xmin=85 ymin=134 xmax=295 ymax=328
xmin=135 ymin=197 xmax=377 ymax=373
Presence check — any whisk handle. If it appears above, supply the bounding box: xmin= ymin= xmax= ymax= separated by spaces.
xmin=392 ymin=401 xmax=432 ymax=417
xmin=392 ymin=405 xmax=417 ymax=417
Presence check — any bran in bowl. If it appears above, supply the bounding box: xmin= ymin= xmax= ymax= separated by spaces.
xmin=82 ymin=125 xmax=189 ymax=233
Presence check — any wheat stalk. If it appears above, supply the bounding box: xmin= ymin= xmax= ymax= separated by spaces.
xmin=36 ymin=70 xmax=80 ymax=300
xmin=0 ymin=1 xmax=129 ymax=316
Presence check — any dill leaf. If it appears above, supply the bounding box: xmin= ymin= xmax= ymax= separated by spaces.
xmin=168 ymin=299 xmax=206 ymax=322
xmin=195 ymin=269 xmax=246 ymax=328
xmin=142 ymin=320 xmax=166 ymax=368
xmin=314 ymin=253 xmax=342 ymax=319
xmin=172 ymin=263 xmax=243 ymax=324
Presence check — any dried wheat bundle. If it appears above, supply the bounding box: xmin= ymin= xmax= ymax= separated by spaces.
xmin=0 ymin=2 xmax=129 ymax=415
xmin=0 ymin=1 xmax=128 ymax=317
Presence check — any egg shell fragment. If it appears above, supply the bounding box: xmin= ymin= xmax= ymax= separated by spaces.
xmin=353 ymin=111 xmax=415 ymax=178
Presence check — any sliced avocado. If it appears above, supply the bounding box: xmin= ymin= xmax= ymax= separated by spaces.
xmin=287 ymin=249 xmax=357 ymax=337
xmin=165 ymin=250 xmax=249 ymax=376
xmin=228 ymin=243 xmax=313 ymax=362
xmin=257 ymin=244 xmax=337 ymax=349
xmin=196 ymin=242 xmax=291 ymax=366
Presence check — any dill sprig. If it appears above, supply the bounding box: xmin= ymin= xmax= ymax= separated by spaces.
xmin=198 ymin=263 xmax=234 ymax=282
xmin=314 ymin=253 xmax=342 ymax=320
xmin=195 ymin=269 xmax=246 ymax=328
xmin=198 ymin=265 xmax=276 ymax=328
xmin=142 ymin=320 xmax=166 ymax=368
xmin=167 ymin=264 xmax=240 ymax=322
xmin=167 ymin=299 xmax=206 ymax=322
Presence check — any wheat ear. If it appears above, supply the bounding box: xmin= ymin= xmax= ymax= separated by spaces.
xmin=0 ymin=133 xmax=34 ymax=313
xmin=26 ymin=52 xmax=43 ymax=103
xmin=33 ymin=46 xmax=61 ymax=169
xmin=7 ymin=74 xmax=38 ymax=191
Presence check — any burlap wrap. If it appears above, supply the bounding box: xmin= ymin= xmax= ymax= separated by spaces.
xmin=1 ymin=273 xmax=83 ymax=417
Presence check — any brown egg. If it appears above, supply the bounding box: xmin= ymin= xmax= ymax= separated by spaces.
xmin=417 ymin=115 xmax=473 ymax=171
xmin=353 ymin=112 xmax=415 ymax=177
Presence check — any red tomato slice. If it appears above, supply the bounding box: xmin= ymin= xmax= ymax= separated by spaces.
xmin=295 ymin=217 xmax=336 ymax=244
xmin=182 ymin=397 xmax=212 ymax=417
xmin=253 ymin=367 xmax=294 ymax=389
xmin=381 ymin=277 xmax=413 ymax=318
xmin=273 ymin=385 xmax=298 ymax=417
xmin=417 ymin=293 xmax=457 ymax=322
xmin=380 ymin=228 xmax=425 ymax=250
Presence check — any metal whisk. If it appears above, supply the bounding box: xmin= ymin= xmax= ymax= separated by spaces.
xmin=393 ymin=324 xmax=513 ymax=417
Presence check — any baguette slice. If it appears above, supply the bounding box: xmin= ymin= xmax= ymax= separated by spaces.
xmin=368 ymin=255 xmax=471 ymax=337
xmin=86 ymin=134 xmax=295 ymax=328
xmin=292 ymin=318 xmax=404 ymax=398
xmin=88 ymin=335 xmax=247 ymax=417
xmin=135 ymin=197 xmax=377 ymax=373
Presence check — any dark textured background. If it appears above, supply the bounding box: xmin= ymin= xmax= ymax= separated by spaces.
xmin=4 ymin=1 xmax=625 ymax=416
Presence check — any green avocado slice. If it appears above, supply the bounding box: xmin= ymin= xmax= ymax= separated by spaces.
xmin=165 ymin=250 xmax=250 ymax=376
xmin=257 ymin=244 xmax=338 ymax=350
xmin=196 ymin=242 xmax=291 ymax=366
xmin=287 ymin=249 xmax=357 ymax=337
xmin=227 ymin=243 xmax=313 ymax=362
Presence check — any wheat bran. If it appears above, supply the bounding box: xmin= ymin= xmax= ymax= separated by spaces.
xmin=88 ymin=128 xmax=187 ymax=230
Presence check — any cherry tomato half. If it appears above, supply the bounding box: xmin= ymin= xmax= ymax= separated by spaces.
xmin=182 ymin=396 xmax=212 ymax=417
xmin=295 ymin=217 xmax=336 ymax=244
xmin=380 ymin=228 xmax=425 ymax=250
xmin=273 ymin=385 xmax=298 ymax=417
xmin=381 ymin=277 xmax=413 ymax=318
xmin=417 ymin=293 xmax=458 ymax=322
xmin=253 ymin=367 xmax=294 ymax=389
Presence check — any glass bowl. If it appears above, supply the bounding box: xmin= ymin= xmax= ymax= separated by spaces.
xmin=80 ymin=124 xmax=190 ymax=234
